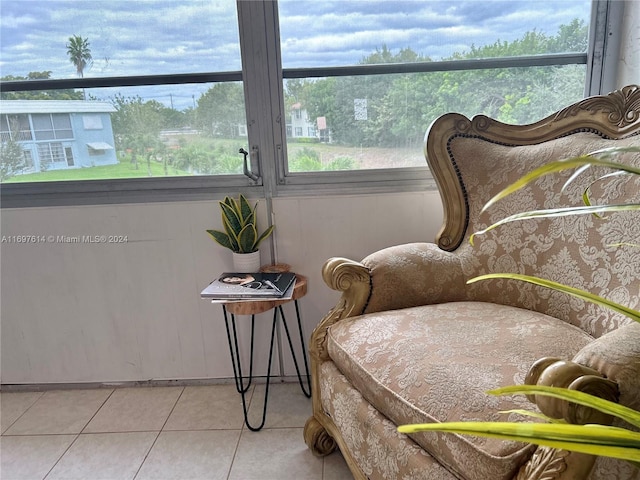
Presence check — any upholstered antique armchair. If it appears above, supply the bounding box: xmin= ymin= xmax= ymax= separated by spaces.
xmin=304 ymin=86 xmax=640 ymax=480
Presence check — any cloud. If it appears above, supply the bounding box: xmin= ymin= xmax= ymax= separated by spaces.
xmin=1 ymin=0 xmax=590 ymax=108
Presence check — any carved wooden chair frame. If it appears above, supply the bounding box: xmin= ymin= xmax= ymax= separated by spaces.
xmin=303 ymin=85 xmax=640 ymax=480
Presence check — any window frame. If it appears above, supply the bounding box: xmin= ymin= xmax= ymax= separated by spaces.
xmin=0 ymin=0 xmax=620 ymax=208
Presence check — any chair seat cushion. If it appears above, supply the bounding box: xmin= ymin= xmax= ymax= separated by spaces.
xmin=327 ymin=301 xmax=594 ymax=480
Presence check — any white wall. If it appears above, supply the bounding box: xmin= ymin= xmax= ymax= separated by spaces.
xmin=0 ymin=192 xmax=443 ymax=384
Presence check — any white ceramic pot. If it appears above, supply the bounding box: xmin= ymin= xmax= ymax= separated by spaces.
xmin=232 ymin=251 xmax=261 ymax=273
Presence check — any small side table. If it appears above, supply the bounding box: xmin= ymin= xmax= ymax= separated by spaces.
xmin=219 ymin=274 xmax=311 ymax=431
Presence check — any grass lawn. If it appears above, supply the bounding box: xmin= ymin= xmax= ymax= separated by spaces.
xmin=5 ymin=160 xmax=191 ymax=183
xmin=3 ymin=140 xmax=423 ymax=183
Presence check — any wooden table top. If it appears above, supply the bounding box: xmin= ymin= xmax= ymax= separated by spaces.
xmin=223 ymin=275 xmax=307 ymax=315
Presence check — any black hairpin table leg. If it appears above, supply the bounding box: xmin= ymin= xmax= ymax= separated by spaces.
xmin=278 ymin=301 xmax=311 ymax=398
xmin=217 ymin=275 xmax=310 ymax=431
xmin=223 ymin=306 xmax=278 ymax=431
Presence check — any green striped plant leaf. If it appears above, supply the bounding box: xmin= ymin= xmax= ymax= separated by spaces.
xmin=404 ymin=146 xmax=640 ymax=465
xmin=467 ymin=274 xmax=640 ymax=323
xmin=238 ymin=194 xmax=254 ymax=225
xmin=469 ymin=204 xmax=639 ymax=245
xmin=206 ymin=229 xmax=233 ymax=250
xmin=206 ymin=195 xmax=274 ymax=253
xmin=254 ymin=224 xmax=275 ymax=251
xmin=399 ymin=385 xmax=640 ymax=462
xmin=397 ymin=421 xmax=640 ymax=461
xmin=220 ymin=201 xmax=243 ymax=235
xmin=481 ymin=149 xmax=640 ymax=213
xmin=498 ymin=409 xmax=566 ymax=424
xmin=489 ymin=386 xmax=640 ymax=428
xmin=237 ymin=223 xmax=258 ymax=253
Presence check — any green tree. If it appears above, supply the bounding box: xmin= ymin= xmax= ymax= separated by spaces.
xmin=0 ymin=71 xmax=84 ymax=100
xmin=0 ymin=127 xmax=27 ymax=181
xmin=66 ymin=35 xmax=93 ymax=78
xmin=110 ymin=95 xmax=165 ymax=173
xmin=195 ymin=83 xmax=245 ymax=137
xmin=548 ymin=19 xmax=588 ymax=53
xmin=289 ymin=19 xmax=588 ymax=149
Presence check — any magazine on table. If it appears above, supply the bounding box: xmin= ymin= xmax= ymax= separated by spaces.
xmin=200 ymin=272 xmax=296 ymax=299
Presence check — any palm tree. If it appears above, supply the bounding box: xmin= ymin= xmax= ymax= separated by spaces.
xmin=66 ymin=35 xmax=92 ymax=78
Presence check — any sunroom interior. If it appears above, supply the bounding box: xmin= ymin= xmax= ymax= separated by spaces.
xmin=1 ymin=1 xmax=639 ymax=479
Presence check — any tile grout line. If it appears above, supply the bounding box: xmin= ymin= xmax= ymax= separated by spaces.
xmin=41 ymin=388 xmax=117 ymax=480
xmin=41 ymin=433 xmax=80 ymax=480
xmin=225 ymin=421 xmax=246 ymax=480
xmin=78 ymin=388 xmax=117 ymax=434
xmin=226 ymin=384 xmax=255 ymax=480
xmin=132 ymin=386 xmax=186 ymax=480
xmin=0 ymin=390 xmax=45 ymax=435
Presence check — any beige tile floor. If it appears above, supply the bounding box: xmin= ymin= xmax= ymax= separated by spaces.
xmin=1 ymin=382 xmax=353 ymax=480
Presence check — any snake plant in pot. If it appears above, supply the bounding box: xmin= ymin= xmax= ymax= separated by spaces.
xmin=207 ymin=194 xmax=274 ymax=272
xmin=399 ymin=146 xmax=640 ymax=465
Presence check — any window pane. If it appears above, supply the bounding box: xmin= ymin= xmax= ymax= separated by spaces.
xmin=32 ymin=114 xmax=53 ymax=131
xmin=279 ymin=0 xmax=590 ymax=172
xmin=1 ymin=83 xmax=248 ymax=183
xmin=53 ymin=114 xmax=73 ymax=139
xmin=32 ymin=114 xmax=55 ymax=141
xmin=1 ymin=114 xmax=32 ymax=142
xmin=1 ymin=0 xmax=247 ymax=184
xmin=279 ymin=0 xmax=590 ymax=68
xmin=0 ymin=0 xmax=241 ymax=80
xmin=285 ymin=65 xmax=586 ymax=171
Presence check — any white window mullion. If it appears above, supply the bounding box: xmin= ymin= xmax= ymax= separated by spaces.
xmin=586 ymin=0 xmax=624 ymax=96
xmin=237 ymin=0 xmax=286 ymax=197
xmin=237 ymin=0 xmax=286 ymax=264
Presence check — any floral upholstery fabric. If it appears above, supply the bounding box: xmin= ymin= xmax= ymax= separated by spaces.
xmin=362 ymin=242 xmax=468 ymax=315
xmin=576 ymin=323 xmax=640 ymax=479
xmin=327 ymin=301 xmax=595 ymax=480
xmin=588 ymin=453 xmax=640 ymax=480
xmin=315 ymin=123 xmax=639 ymax=479
xmin=450 ymin=133 xmax=640 ymax=338
xmin=320 ymin=361 xmax=458 ymax=480
xmin=573 ymin=322 xmax=640 ymax=411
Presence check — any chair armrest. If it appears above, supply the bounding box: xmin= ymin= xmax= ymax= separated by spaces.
xmin=362 ymin=242 xmax=467 ymax=314
xmin=309 ymin=257 xmax=371 ymax=362
xmin=309 ymin=243 xmax=466 ymax=362
xmin=572 ymin=322 xmax=640 ymax=412
xmin=523 ymin=322 xmax=640 ymax=426
xmin=515 ymin=324 xmax=640 ymax=480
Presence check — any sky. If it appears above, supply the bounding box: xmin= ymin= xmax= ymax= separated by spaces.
xmin=0 ymin=0 xmax=591 ymax=110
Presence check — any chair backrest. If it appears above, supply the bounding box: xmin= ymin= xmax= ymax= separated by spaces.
xmin=425 ymin=85 xmax=640 ymax=338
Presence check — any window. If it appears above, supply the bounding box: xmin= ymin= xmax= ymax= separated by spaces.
xmin=32 ymin=114 xmax=73 ymax=141
xmin=64 ymin=147 xmax=75 ymax=166
xmin=0 ymin=0 xmax=248 ymax=192
xmin=278 ymin=0 xmax=592 ymax=173
xmin=83 ymin=115 xmax=103 ymax=130
xmin=37 ymin=143 xmax=67 ymax=167
xmin=32 ymin=115 xmax=54 ymax=141
xmin=53 ymin=115 xmax=73 ymax=139
xmin=0 ymin=0 xmax=621 ymax=206
xmin=1 ymin=114 xmax=32 ymax=142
